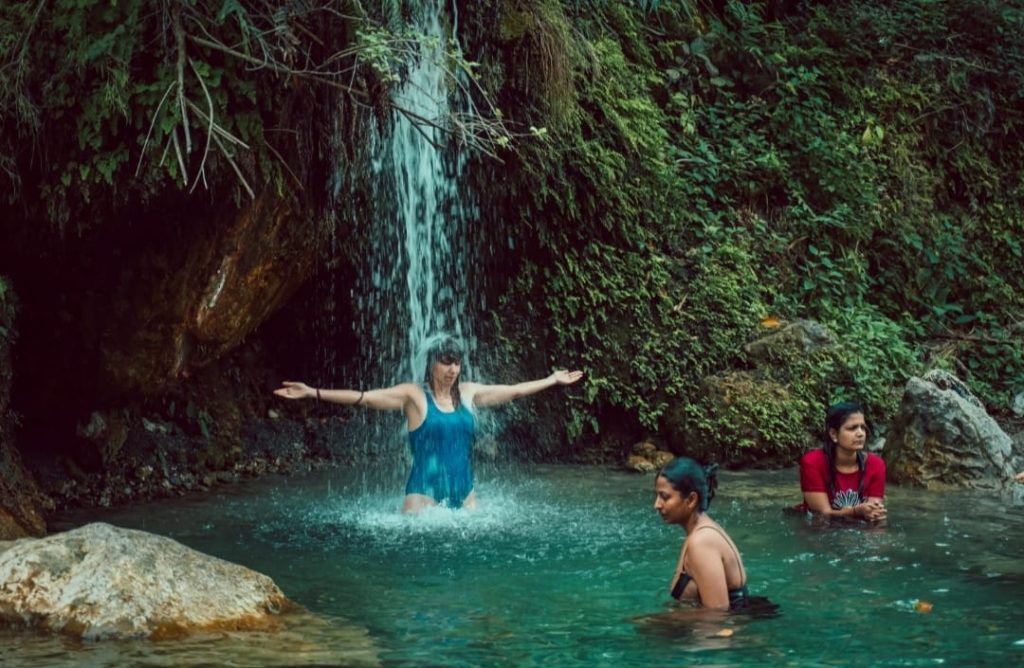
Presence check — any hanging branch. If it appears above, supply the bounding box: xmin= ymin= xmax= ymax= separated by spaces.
xmin=136 ymin=0 xmax=516 ymax=195
xmin=171 ymin=129 xmax=188 ymax=184
xmin=187 ymin=57 xmax=215 ymax=193
xmin=184 ymin=99 xmax=250 ymax=149
xmin=212 ymin=132 xmax=256 ymax=199
xmin=171 ymin=1 xmax=192 ymax=154
xmin=184 ymin=99 xmax=254 ymax=200
xmin=184 ymin=24 xmax=516 ymax=156
xmin=135 ymin=81 xmax=176 ymax=177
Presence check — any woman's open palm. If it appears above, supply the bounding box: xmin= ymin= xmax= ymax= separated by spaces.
xmin=551 ymin=369 xmax=584 ymax=385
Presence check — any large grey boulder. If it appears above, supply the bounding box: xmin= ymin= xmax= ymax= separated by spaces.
xmin=886 ymin=370 xmax=1016 ymax=489
xmin=0 ymin=522 xmax=290 ymax=640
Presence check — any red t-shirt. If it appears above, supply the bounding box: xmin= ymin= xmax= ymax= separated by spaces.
xmin=800 ymin=448 xmax=886 ymax=510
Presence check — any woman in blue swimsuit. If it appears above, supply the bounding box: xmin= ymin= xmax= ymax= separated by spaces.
xmin=274 ymin=337 xmax=583 ymax=512
xmin=654 ymin=457 xmax=751 ymax=611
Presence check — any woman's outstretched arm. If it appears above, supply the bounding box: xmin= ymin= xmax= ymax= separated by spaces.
xmin=462 ymin=370 xmax=583 ymax=407
xmin=274 ymin=381 xmax=419 ymax=411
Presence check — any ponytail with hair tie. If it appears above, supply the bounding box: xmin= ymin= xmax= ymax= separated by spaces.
xmin=661 ymin=457 xmax=720 ymax=511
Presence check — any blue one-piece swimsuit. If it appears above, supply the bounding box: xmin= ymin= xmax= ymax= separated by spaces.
xmin=405 ymin=390 xmax=476 ymax=508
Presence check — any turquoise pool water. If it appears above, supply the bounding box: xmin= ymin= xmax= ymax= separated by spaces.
xmin=3 ymin=464 xmax=1022 ymax=667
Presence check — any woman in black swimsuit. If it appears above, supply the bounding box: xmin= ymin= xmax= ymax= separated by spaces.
xmin=654 ymin=457 xmax=750 ymax=611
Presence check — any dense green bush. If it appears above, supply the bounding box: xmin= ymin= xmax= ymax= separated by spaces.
xmin=4 ymin=0 xmax=1021 ymax=465
xmin=467 ymin=0 xmax=1024 ymax=462
xmin=680 ymin=372 xmax=816 ymax=466
xmin=0 ymin=1 xmax=388 ymax=231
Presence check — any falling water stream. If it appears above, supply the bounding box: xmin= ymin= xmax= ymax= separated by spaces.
xmin=355 ymin=0 xmax=478 ymax=386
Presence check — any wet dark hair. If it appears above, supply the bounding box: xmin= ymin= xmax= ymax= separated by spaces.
xmin=825 ymin=401 xmax=867 ymax=436
xmin=423 ymin=337 xmax=464 ymax=407
xmin=822 ymin=401 xmax=867 ymax=499
xmin=658 ymin=457 xmax=719 ymax=511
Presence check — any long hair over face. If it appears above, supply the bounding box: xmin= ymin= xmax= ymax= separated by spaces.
xmin=423 ymin=336 xmax=464 ymax=407
xmin=659 ymin=456 xmax=719 ymax=511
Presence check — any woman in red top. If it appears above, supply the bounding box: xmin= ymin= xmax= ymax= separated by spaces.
xmin=800 ymin=401 xmax=887 ymax=521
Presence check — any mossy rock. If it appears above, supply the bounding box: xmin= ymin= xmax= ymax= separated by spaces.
xmin=743 ymin=319 xmax=835 ymax=364
xmin=666 ymin=371 xmax=816 ymax=467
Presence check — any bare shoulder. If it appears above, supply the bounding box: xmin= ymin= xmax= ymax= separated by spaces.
xmin=691 ymin=525 xmax=732 ymax=550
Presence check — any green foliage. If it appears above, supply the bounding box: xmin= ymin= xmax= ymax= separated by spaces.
xmin=1 ymin=1 xmax=512 ymax=229
xmin=3 ymin=2 xmax=246 ymax=224
xmin=476 ymin=0 xmax=1024 ymax=460
xmin=683 ymin=373 xmax=816 ymax=465
xmin=931 ymin=327 xmax=1024 ymax=408
xmin=784 ymin=306 xmax=924 ymax=420
xmin=679 ymin=305 xmax=922 ymax=464
xmin=0 ymin=1 xmax=387 ymax=230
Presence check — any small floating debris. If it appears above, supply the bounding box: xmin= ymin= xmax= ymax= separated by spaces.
xmin=715 ymin=628 xmax=735 ymax=637
xmin=915 ymin=600 xmax=934 ymax=613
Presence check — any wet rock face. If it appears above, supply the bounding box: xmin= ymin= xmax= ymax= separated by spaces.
xmin=97 ymin=190 xmax=322 ymax=398
xmin=8 ymin=188 xmax=328 ymax=431
xmin=0 ymin=449 xmax=47 ymax=540
xmin=0 ymin=281 xmax=47 ymax=540
xmin=886 ymin=370 xmax=1016 ymax=489
xmin=0 ymin=522 xmax=291 ymax=640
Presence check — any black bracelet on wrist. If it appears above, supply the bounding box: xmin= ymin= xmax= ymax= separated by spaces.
xmin=355 ymin=390 xmax=364 ymax=406
xmin=316 ymin=388 xmax=321 ymax=402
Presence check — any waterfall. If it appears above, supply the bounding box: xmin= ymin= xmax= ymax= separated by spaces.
xmin=354 ymin=0 xmax=478 ymax=388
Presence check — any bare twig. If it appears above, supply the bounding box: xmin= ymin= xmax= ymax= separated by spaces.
xmin=187 ymin=57 xmax=215 ymax=193
xmin=212 ymin=132 xmax=255 ymax=199
xmin=171 ymin=129 xmax=188 ymax=184
xmin=263 ymin=139 xmax=304 ymax=191
xmin=135 ymin=80 xmax=176 ymax=177
xmin=171 ymin=2 xmax=192 ymax=153
xmin=185 ymin=99 xmax=249 ymax=148
xmin=159 ymin=130 xmax=173 ymax=167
